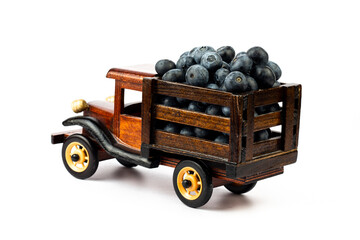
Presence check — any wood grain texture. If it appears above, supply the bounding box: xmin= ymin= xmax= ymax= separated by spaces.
xmin=253 ymin=86 xmax=284 ymax=106
xmin=244 ymin=94 xmax=254 ymax=162
xmin=154 ymin=104 xmax=230 ymax=133
xmin=253 ymin=111 xmax=282 ymax=131
xmin=154 ymin=130 xmax=229 ymax=159
xmin=229 ymin=95 xmax=243 ymax=163
xmin=236 ymin=150 xmax=297 ymax=178
xmin=119 ymin=115 xmax=142 ymax=150
xmin=281 ymin=86 xmax=296 ymax=151
xmin=113 ymin=82 xmax=124 ymax=137
xmin=151 ymin=79 xmax=233 ymax=106
xmin=84 ymin=101 xmax=114 ymax=131
xmin=253 ymin=136 xmax=282 ymax=157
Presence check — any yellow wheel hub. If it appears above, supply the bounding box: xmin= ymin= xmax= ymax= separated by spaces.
xmin=177 ymin=167 xmax=203 ymax=200
xmin=65 ymin=142 xmax=89 ymax=173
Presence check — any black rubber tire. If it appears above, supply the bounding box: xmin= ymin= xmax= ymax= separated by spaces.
xmin=116 ymin=158 xmax=137 ymax=168
xmin=62 ymin=134 xmax=99 ymax=179
xmin=224 ymin=182 xmax=257 ymax=194
xmin=173 ymin=160 xmax=213 ymax=208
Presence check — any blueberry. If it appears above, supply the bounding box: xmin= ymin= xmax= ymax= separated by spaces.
xmin=268 ymin=103 xmax=281 ymax=112
xmin=214 ymin=134 xmax=229 ymax=144
xmin=254 ymin=129 xmax=270 ymax=142
xmin=267 ymin=61 xmax=282 ymax=80
xmin=188 ymin=101 xmax=206 ymax=112
xmin=176 ymin=97 xmax=190 ymax=106
xmin=272 ymin=81 xmax=281 ymax=87
xmin=246 ymin=75 xmax=258 ymax=91
xmin=205 ymin=105 xmax=221 ymax=116
xmin=200 ymin=52 xmax=223 ymax=72
xmin=194 ymin=127 xmax=210 ymax=138
xmin=179 ymin=51 xmax=190 ymax=58
xmin=155 ymin=59 xmax=176 ymax=76
xmin=219 ymin=84 xmax=227 ymax=92
xmin=206 ymin=83 xmax=220 ymax=90
xmin=163 ymin=123 xmax=180 ymax=134
xmin=230 ymin=54 xmax=253 ymax=74
xmin=235 ymin=51 xmax=247 ymax=58
xmin=255 ymin=103 xmax=281 ymax=115
xmin=216 ymin=46 xmax=235 ymax=63
xmin=214 ymin=68 xmax=230 ymax=86
xmin=221 ymin=61 xmax=230 ymax=70
xmin=180 ymin=126 xmax=195 ymax=137
xmin=162 ymin=69 xmax=185 ymax=82
xmin=251 ymin=65 xmax=276 ymax=89
xmin=222 ymin=106 xmax=230 ymax=117
xmin=176 ymin=56 xmax=196 ymax=72
xmin=185 ymin=64 xmax=209 ymax=87
xmin=192 ymin=46 xmax=216 ymax=63
xmin=162 ymin=97 xmax=179 ymax=107
xmin=224 ymin=71 xmax=249 ymax=93
xmin=247 ymin=47 xmax=269 ymax=65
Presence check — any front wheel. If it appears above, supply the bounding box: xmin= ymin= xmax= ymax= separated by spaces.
xmin=173 ymin=160 xmax=213 ymax=208
xmin=224 ymin=182 xmax=257 ymax=194
xmin=62 ymin=134 xmax=99 ymax=179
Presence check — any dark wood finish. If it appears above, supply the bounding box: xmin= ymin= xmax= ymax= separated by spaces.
xmin=294 ymin=85 xmax=302 ymax=148
xmin=229 ymin=95 xmax=243 ymax=163
xmin=253 ymin=136 xmax=282 ymax=157
xmin=253 ymin=86 xmax=284 ymax=106
xmin=253 ymin=111 xmax=282 ymax=131
xmin=152 ymin=79 xmax=233 ymax=106
xmin=154 ymin=104 xmax=230 ymax=133
xmin=236 ymin=150 xmax=297 ymax=178
xmin=154 ymin=130 xmax=229 ymax=159
xmin=244 ymin=94 xmax=255 ymax=162
xmin=141 ymin=78 xmax=155 ymax=157
xmin=281 ymin=86 xmax=296 ymax=151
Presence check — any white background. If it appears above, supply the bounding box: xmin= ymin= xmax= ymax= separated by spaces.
xmin=1 ymin=0 xmax=359 ymax=239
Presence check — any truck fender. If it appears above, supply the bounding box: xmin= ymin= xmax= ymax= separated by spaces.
xmin=62 ymin=116 xmax=157 ymax=168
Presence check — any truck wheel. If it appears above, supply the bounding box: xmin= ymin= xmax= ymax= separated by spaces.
xmin=224 ymin=182 xmax=257 ymax=194
xmin=116 ymin=158 xmax=137 ymax=168
xmin=173 ymin=160 xmax=213 ymax=208
xmin=62 ymin=134 xmax=99 ymax=179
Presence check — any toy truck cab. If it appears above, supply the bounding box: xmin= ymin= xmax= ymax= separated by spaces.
xmin=51 ymin=65 xmax=301 ymax=208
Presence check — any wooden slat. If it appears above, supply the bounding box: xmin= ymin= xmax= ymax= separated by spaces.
xmin=152 ymin=79 xmax=233 ymax=106
xmin=236 ymin=150 xmax=298 ymax=178
xmin=253 ymin=86 xmax=283 ymax=106
xmin=253 ymin=137 xmax=282 ymax=156
xmin=294 ymin=85 xmax=302 ymax=148
xmin=141 ymin=78 xmax=154 ymax=147
xmin=154 ymin=130 xmax=229 ymax=159
xmin=253 ymin=111 xmax=282 ymax=131
xmin=229 ymin=95 xmax=243 ymax=163
xmin=244 ymin=94 xmax=254 ymax=162
xmin=281 ymin=86 xmax=295 ymax=151
xmin=153 ymin=104 xmax=230 ymax=133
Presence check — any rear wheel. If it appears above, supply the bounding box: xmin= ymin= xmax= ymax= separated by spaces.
xmin=62 ymin=134 xmax=98 ymax=179
xmin=224 ymin=182 xmax=257 ymax=194
xmin=173 ymin=160 xmax=213 ymax=208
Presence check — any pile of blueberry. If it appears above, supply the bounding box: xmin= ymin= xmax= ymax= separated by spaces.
xmin=155 ymin=46 xmax=282 ymax=143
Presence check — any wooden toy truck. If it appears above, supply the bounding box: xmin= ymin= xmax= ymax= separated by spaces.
xmin=51 ymin=66 xmax=302 ymax=208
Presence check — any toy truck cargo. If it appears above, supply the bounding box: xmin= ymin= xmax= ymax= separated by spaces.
xmin=51 ymin=66 xmax=302 ymax=208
